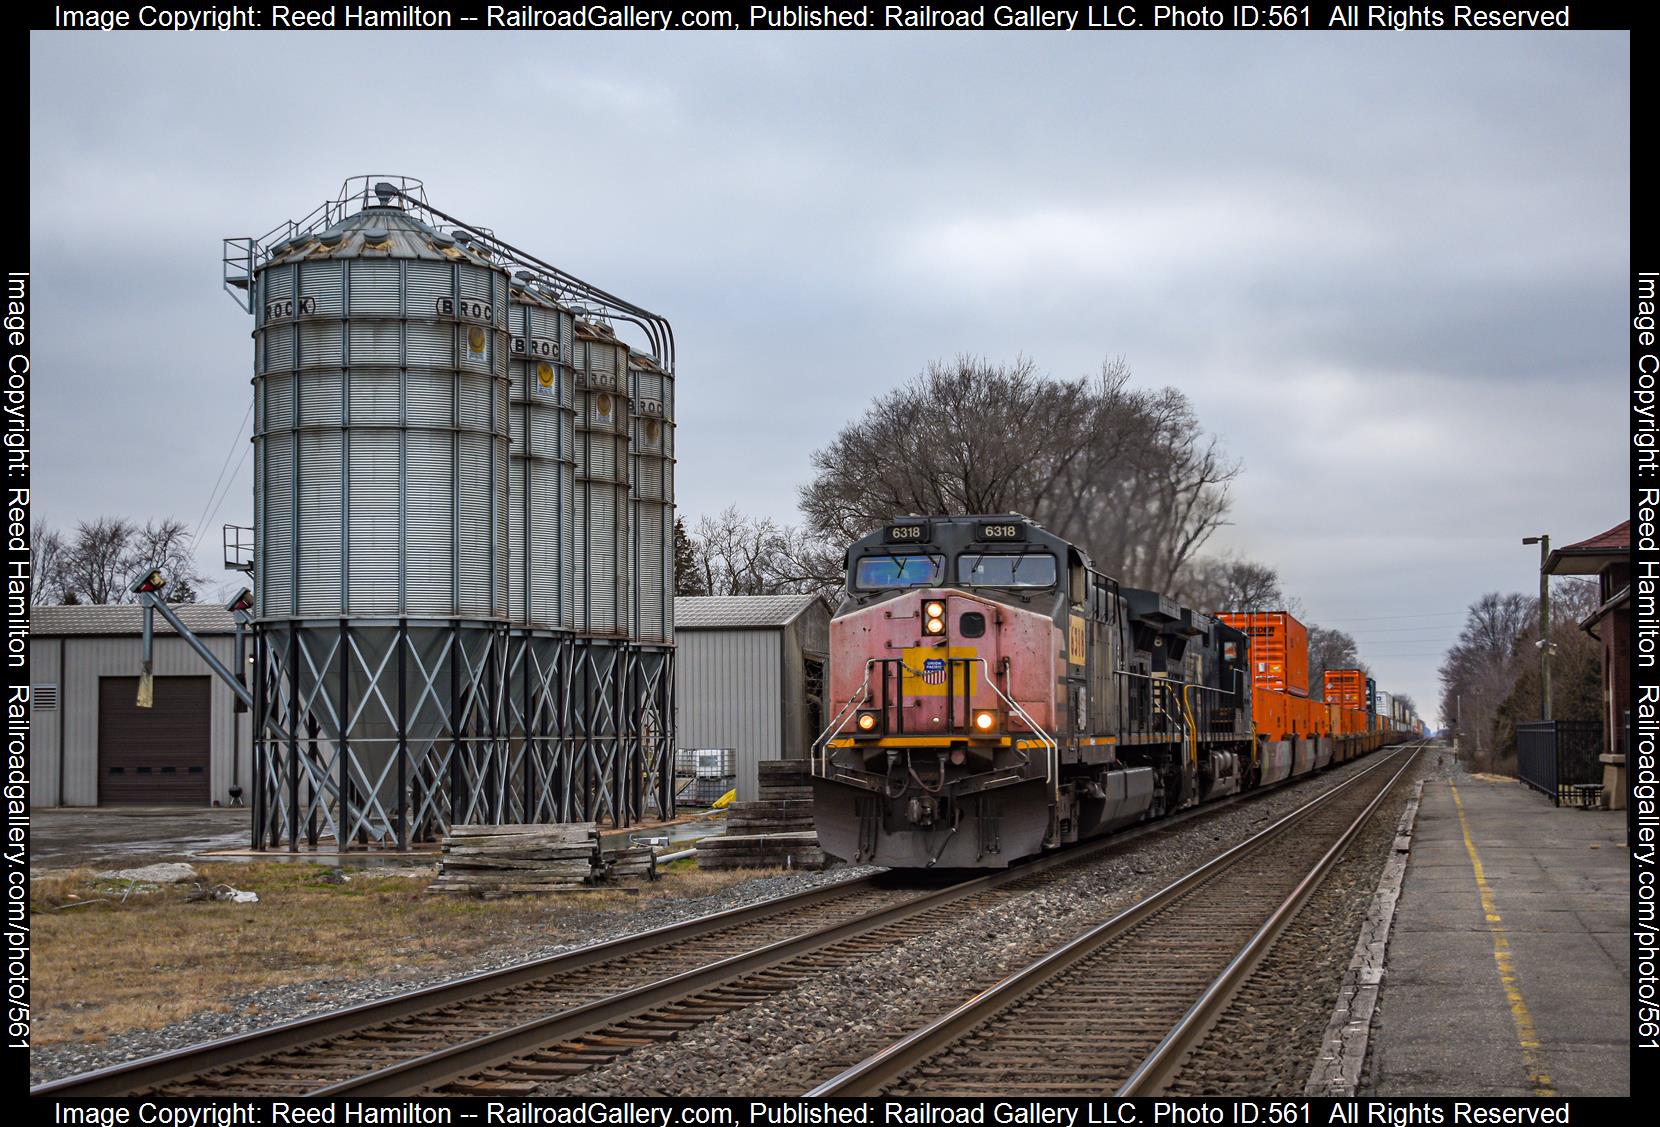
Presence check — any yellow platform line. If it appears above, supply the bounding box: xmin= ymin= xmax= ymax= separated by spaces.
xmin=1450 ymin=782 xmax=1556 ymax=1097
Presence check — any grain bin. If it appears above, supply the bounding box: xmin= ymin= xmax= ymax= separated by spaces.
xmin=629 ymin=348 xmax=674 ymax=645
xmin=573 ymin=320 xmax=633 ymax=637
xmin=506 ymin=276 xmax=577 ymax=631
xmin=254 ymin=190 xmax=509 ymax=620
xmin=224 ymin=176 xmax=677 ymax=845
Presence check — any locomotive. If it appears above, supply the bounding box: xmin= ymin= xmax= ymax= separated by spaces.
xmin=809 ymin=514 xmax=1407 ymax=869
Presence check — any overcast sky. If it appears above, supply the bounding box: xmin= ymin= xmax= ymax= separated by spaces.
xmin=29 ymin=31 xmax=1629 ymax=722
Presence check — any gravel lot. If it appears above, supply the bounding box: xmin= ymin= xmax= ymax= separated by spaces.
xmin=28 ymin=865 xmax=874 ymax=1087
xmin=522 ymin=749 xmax=1424 ymax=1095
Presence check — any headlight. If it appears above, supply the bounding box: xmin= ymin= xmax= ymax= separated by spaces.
xmin=923 ymin=601 xmax=947 ymax=635
xmin=972 ymin=709 xmax=997 ymax=733
xmin=855 ymin=711 xmax=880 ymax=732
xmin=925 ymin=600 xmax=945 ymax=619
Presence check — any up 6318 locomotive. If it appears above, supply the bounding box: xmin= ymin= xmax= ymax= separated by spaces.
xmin=809 ymin=514 xmax=1407 ymax=869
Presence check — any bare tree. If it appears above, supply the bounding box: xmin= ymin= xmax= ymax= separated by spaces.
xmin=31 ymin=520 xmax=68 ymax=605
xmin=129 ymin=519 xmax=201 ymax=603
xmin=1182 ymin=555 xmax=1284 ymax=613
xmin=41 ymin=516 xmax=205 ymax=605
xmin=1307 ymin=626 xmax=1367 ymax=701
xmin=1492 ymin=579 xmax=1603 ymax=753
xmin=799 ymin=355 xmax=1239 ymax=591
xmin=59 ymin=517 xmax=133 ymax=605
xmin=1438 ymin=591 xmax=1538 ymax=767
xmin=683 ymin=507 xmax=839 ymax=599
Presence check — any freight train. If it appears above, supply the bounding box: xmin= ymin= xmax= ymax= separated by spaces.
xmin=809 ymin=514 xmax=1419 ymax=868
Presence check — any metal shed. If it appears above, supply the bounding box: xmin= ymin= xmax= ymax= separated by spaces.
xmin=29 ymin=605 xmax=253 ymax=807
xmin=673 ymin=594 xmax=829 ymax=802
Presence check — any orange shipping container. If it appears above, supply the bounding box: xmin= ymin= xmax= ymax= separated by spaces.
xmin=1218 ymin=611 xmax=1310 ymax=698
xmin=1324 ymin=669 xmax=1367 ymax=711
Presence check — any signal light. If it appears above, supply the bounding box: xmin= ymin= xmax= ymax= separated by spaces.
xmin=972 ymin=710 xmax=997 ymax=733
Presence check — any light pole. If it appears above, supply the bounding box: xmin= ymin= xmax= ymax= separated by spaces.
xmin=1522 ymin=535 xmax=1551 ymax=721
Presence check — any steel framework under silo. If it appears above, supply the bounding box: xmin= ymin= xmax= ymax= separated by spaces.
xmin=223 ymin=177 xmax=676 ymax=849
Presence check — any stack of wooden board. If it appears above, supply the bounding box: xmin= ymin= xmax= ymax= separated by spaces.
xmin=755 ymin=759 xmax=813 ymax=801
xmin=428 ymin=823 xmax=601 ymax=895
xmin=600 ymin=844 xmax=658 ymax=883
xmin=697 ymin=759 xmax=826 ymax=870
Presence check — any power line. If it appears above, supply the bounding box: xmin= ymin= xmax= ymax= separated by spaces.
xmin=200 ymin=440 xmax=254 ymax=547
xmin=190 ymin=400 xmax=254 ymax=549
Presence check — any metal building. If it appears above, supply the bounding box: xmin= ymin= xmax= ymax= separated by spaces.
xmin=28 ymin=606 xmax=252 ymax=807
xmin=673 ymin=595 xmax=828 ymax=802
xmin=217 ymin=176 xmax=677 ymax=849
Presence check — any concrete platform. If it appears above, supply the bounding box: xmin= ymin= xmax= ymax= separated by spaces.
xmin=1366 ymin=773 xmax=1629 ymax=1096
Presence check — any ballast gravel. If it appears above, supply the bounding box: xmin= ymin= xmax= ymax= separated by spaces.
xmin=34 ymin=748 xmax=1425 ymax=1094
xmin=1170 ymin=749 xmax=1446 ymax=1096
xmin=27 ymin=866 xmax=875 ymax=1087
xmin=526 ymin=752 xmax=1418 ymax=1095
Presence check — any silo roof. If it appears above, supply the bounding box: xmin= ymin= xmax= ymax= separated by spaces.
xmin=263 ymin=206 xmax=497 ymax=268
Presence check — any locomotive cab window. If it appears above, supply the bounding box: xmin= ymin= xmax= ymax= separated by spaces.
xmin=956 ymin=552 xmax=1057 ymax=589
xmin=854 ymin=553 xmax=945 ymax=589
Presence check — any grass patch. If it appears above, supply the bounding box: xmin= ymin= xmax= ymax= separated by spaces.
xmin=30 ymin=860 xmax=783 ymax=1047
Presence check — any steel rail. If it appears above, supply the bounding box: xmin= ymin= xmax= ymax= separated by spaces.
xmin=37 ymin=742 xmax=1413 ymax=1097
xmin=30 ymin=872 xmax=882 ymax=1097
xmin=34 ymin=805 xmax=1148 ymax=1097
xmin=303 ymin=785 xmax=1288 ymax=1096
xmin=804 ymin=742 xmax=1423 ymax=1096
xmin=1116 ymin=742 xmax=1423 ymax=1095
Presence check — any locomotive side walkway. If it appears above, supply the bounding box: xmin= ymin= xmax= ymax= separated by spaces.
xmin=1365 ymin=769 xmax=1629 ymax=1096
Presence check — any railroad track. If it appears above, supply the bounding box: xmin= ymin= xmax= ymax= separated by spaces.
xmin=36 ymin=745 xmax=1412 ymax=1098
xmin=807 ymin=742 xmax=1424 ymax=1097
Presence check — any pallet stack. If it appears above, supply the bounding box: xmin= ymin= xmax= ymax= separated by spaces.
xmin=429 ymin=823 xmax=602 ymax=895
xmin=696 ymin=759 xmax=826 ymax=871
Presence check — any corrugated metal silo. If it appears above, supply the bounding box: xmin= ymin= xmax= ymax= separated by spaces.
xmin=573 ymin=320 xmax=633 ymax=637
xmin=254 ymin=201 xmax=510 ymax=619
xmin=505 ymin=277 xmax=577 ymax=631
xmin=225 ymin=176 xmax=677 ymax=846
xmin=629 ymin=349 xmax=674 ymax=646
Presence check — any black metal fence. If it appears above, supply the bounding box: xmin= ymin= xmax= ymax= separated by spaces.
xmin=1516 ymin=720 xmax=1604 ymax=807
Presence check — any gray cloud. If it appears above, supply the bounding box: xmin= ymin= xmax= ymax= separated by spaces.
xmin=29 ymin=30 xmax=1629 ymax=718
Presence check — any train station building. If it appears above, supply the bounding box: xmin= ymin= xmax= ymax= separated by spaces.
xmin=1543 ymin=520 xmax=1632 ymax=808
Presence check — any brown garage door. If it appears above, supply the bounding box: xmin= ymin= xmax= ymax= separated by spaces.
xmin=98 ymin=676 xmax=211 ymax=805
